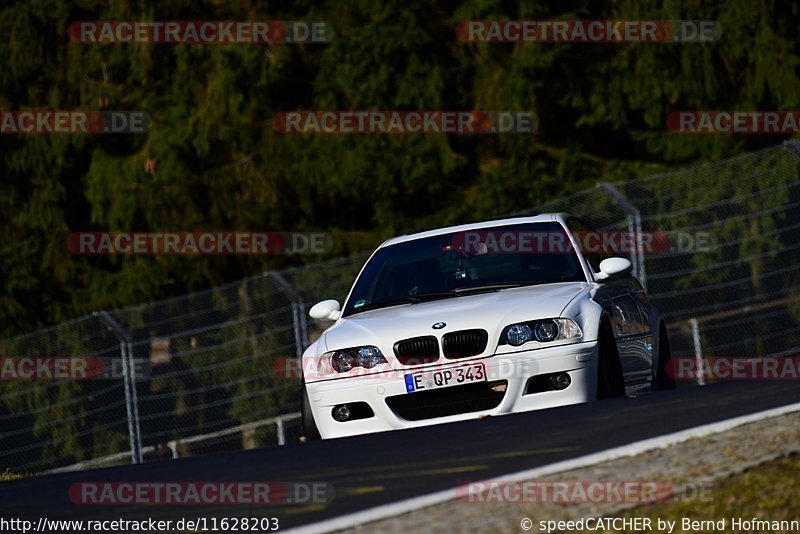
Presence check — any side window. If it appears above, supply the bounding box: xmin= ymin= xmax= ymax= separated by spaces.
xmin=566 ymin=217 xmax=611 ymax=273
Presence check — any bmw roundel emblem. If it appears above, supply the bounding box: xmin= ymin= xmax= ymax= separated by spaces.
xmin=432 ymin=322 xmax=446 ymax=330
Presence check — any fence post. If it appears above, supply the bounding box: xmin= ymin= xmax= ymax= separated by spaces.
xmin=688 ymin=318 xmax=705 ymax=385
xmin=95 ymin=311 xmax=144 ymax=464
xmin=597 ymin=182 xmax=647 ymax=289
xmin=625 ymin=214 xmax=639 ymax=283
xmin=276 ymin=417 xmax=286 ymax=446
xmin=269 ymin=272 xmax=309 ymax=357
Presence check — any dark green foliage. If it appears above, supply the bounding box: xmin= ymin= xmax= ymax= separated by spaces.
xmin=1 ymin=0 xmax=799 ymax=335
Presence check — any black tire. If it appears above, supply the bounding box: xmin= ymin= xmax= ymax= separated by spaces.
xmin=597 ymin=318 xmax=625 ymax=399
xmin=655 ymin=322 xmax=677 ymax=391
xmin=301 ymin=381 xmax=321 ymax=440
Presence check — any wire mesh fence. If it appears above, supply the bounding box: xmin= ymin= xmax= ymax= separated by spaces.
xmin=619 ymin=142 xmax=800 ymax=363
xmin=2 ymin=141 xmax=799 ymax=473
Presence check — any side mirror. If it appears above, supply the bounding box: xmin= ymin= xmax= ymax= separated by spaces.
xmin=309 ymin=299 xmax=341 ymax=321
xmin=595 ymin=257 xmax=633 ymax=281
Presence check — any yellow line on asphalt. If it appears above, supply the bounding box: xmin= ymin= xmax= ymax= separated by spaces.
xmin=339 ymin=486 xmax=384 ymax=496
xmin=283 ymin=503 xmax=327 ymax=515
xmin=295 ymin=446 xmax=580 ymax=480
xmin=416 ymin=465 xmax=488 ymax=475
xmin=346 ymin=464 xmax=489 ymax=483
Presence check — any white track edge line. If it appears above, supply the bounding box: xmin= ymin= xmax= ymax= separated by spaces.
xmin=286 ymin=400 xmax=800 ymax=534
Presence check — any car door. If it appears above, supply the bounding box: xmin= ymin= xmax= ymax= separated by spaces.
xmin=607 ymin=276 xmax=653 ymax=383
xmin=567 ymin=218 xmax=654 ymax=384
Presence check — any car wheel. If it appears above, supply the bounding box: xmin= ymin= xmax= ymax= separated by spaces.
xmin=655 ymin=322 xmax=677 ymax=391
xmin=301 ymin=381 xmax=321 ymax=440
xmin=597 ymin=318 xmax=625 ymax=399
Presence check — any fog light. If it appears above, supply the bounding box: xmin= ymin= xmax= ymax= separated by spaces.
xmin=549 ymin=373 xmax=571 ymax=390
xmin=332 ymin=404 xmax=351 ymax=422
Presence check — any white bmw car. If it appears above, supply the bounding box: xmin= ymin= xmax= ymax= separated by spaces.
xmin=300 ymin=214 xmax=675 ymax=439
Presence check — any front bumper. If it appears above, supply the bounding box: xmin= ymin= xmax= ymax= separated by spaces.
xmin=305 ymin=340 xmax=598 ymax=439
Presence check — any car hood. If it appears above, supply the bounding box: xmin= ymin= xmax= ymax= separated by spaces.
xmin=321 ymin=282 xmax=589 ymax=352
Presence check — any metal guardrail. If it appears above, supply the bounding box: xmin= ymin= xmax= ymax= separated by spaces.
xmin=2 ymin=141 xmax=800 ymax=473
xmin=45 ymin=412 xmax=300 ymax=474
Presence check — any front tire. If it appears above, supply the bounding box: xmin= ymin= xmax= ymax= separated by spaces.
xmin=301 ymin=381 xmax=321 ymax=440
xmin=597 ymin=318 xmax=625 ymax=399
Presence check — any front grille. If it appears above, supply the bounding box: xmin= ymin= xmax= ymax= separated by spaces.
xmin=442 ymin=329 xmax=489 ymax=358
xmin=394 ymin=336 xmax=440 ymax=365
xmin=386 ymin=380 xmax=507 ymax=421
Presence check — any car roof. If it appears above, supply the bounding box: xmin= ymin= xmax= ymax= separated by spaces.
xmin=379 ymin=213 xmax=568 ymax=248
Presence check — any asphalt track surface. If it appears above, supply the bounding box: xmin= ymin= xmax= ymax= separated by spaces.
xmin=3 ymin=381 xmax=800 ymax=531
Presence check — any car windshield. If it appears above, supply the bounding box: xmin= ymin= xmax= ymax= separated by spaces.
xmin=343 ymin=222 xmax=586 ymax=316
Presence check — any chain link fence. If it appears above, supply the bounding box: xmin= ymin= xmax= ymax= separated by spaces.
xmin=2 ymin=141 xmax=799 ymax=473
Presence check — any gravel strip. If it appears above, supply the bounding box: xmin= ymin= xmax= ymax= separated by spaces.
xmin=338 ymin=410 xmax=800 ymax=533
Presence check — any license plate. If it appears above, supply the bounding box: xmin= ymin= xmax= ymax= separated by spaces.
xmin=404 ymin=363 xmax=487 ymax=393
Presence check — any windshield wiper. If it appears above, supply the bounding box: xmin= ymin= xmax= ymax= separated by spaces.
xmin=451 ymin=281 xmax=545 ymax=294
xmin=353 ymin=292 xmax=458 ymax=313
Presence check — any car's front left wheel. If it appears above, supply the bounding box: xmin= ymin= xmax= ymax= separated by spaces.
xmin=597 ymin=318 xmax=625 ymax=399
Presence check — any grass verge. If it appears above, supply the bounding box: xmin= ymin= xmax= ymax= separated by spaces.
xmin=576 ymin=453 xmax=800 ymax=533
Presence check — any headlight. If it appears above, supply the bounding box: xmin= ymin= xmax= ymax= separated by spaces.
xmin=501 ymin=318 xmax=582 ymax=346
xmin=506 ymin=324 xmax=534 ymax=346
xmin=357 ymin=346 xmax=384 ymax=368
xmin=317 ymin=345 xmax=387 ymax=376
xmin=331 ymin=352 xmax=355 ymax=373
xmin=534 ymin=320 xmax=558 ymax=342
